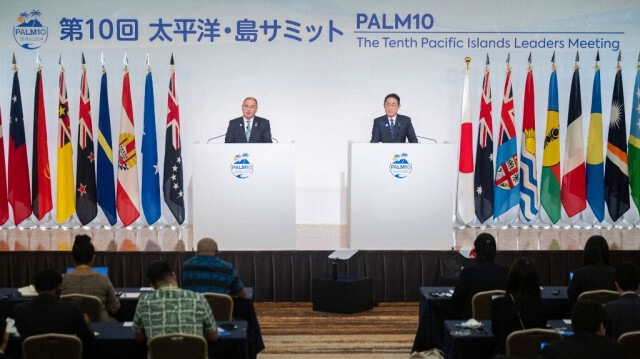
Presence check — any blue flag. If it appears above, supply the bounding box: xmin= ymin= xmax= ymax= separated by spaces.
xmin=585 ymin=68 xmax=605 ymax=222
xmin=96 ymin=71 xmax=117 ymax=225
xmin=141 ymin=71 xmax=161 ymax=224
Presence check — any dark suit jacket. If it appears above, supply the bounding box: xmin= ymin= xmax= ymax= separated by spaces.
xmin=567 ymin=264 xmax=616 ymax=308
xmin=449 ymin=261 xmax=508 ymax=319
xmin=225 ymin=116 xmax=272 ymax=143
xmin=605 ymin=293 xmax=640 ymax=339
xmin=538 ymin=333 xmax=622 ymax=359
xmin=12 ymin=294 xmax=94 ymax=358
xmin=492 ymin=295 xmax=547 ymax=355
xmin=370 ymin=114 xmax=418 ymax=143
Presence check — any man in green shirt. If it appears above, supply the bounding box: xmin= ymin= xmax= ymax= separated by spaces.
xmin=133 ymin=261 xmax=218 ymax=343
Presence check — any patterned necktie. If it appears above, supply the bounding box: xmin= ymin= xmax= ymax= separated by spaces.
xmin=245 ymin=121 xmax=251 ymax=142
xmin=390 ymin=119 xmax=395 ymax=138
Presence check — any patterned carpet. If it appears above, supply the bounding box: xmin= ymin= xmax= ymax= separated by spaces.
xmin=254 ymin=302 xmax=419 ymax=358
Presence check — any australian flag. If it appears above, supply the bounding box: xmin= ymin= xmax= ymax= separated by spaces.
xmin=163 ymin=69 xmax=185 ymax=224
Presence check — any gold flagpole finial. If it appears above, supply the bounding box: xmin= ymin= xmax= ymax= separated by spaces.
xmin=101 ymin=52 xmax=106 ymax=73
xmin=12 ymin=53 xmax=18 ymax=72
xmin=146 ymin=53 xmax=151 ymax=73
xmin=616 ymin=50 xmax=621 ymax=71
xmin=595 ymin=50 xmax=600 ymax=71
xmin=59 ymin=54 xmax=64 ymax=73
xmin=485 ymin=54 xmax=490 ymax=73
xmin=574 ymin=51 xmax=580 ymax=71
xmin=465 ymin=56 xmax=471 ymax=71
xmin=36 ymin=52 xmax=42 ymax=72
xmin=551 ymin=50 xmax=556 ymax=71
xmin=170 ymin=53 xmax=175 ymax=73
xmin=527 ymin=52 xmax=532 ymax=71
xmin=505 ymin=53 xmax=511 ymax=72
xmin=123 ymin=52 xmax=129 ymax=73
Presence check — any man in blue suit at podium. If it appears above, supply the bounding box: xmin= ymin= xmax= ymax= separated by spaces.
xmin=225 ymin=97 xmax=273 ymax=143
xmin=370 ymin=93 xmax=418 ymax=143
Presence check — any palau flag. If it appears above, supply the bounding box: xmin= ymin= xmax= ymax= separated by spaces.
xmin=76 ymin=65 xmax=98 ymax=225
xmin=456 ymin=65 xmax=474 ymax=225
xmin=540 ymin=68 xmax=561 ymax=224
xmin=141 ymin=70 xmax=161 ymax=225
xmin=8 ymin=67 xmax=32 ymax=225
xmin=163 ymin=64 xmax=185 ymax=224
xmin=474 ymin=67 xmax=494 ymax=224
xmin=629 ymin=64 xmax=640 ymax=212
xmin=494 ymin=66 xmax=519 ymax=221
xmin=605 ymin=67 xmax=630 ymax=222
xmin=585 ymin=67 xmax=605 ymax=222
xmin=32 ymin=67 xmax=52 ymax=220
xmin=561 ymin=65 xmax=586 ymax=220
xmin=56 ymin=67 xmax=75 ymax=223
xmin=519 ymin=66 xmax=539 ymax=223
xmin=116 ymin=68 xmax=141 ymax=226
xmin=97 ymin=68 xmax=117 ymax=225
xmin=0 ymin=106 xmax=9 ymax=225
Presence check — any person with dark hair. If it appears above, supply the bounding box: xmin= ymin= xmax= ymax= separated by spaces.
xmin=61 ymin=234 xmax=120 ymax=321
xmin=12 ymin=269 xmax=94 ymax=359
xmin=491 ymin=258 xmax=547 ymax=355
xmin=567 ymin=235 xmax=616 ymax=308
xmin=370 ymin=93 xmax=418 ymax=143
xmin=604 ymin=262 xmax=640 ymax=339
xmin=539 ymin=299 xmax=622 ymax=358
xmin=224 ymin=97 xmax=272 ymax=143
xmin=449 ymin=233 xmax=508 ymax=319
xmin=133 ymin=261 xmax=218 ymax=343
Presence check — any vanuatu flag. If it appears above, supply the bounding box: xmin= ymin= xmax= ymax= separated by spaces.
xmin=540 ymin=68 xmax=561 ymax=224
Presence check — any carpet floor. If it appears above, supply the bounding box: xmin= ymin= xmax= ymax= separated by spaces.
xmin=254 ymin=302 xmax=420 ymax=358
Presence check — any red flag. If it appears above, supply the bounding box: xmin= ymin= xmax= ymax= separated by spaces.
xmin=116 ymin=70 xmax=140 ymax=226
xmin=0 ymin=108 xmax=9 ymax=225
xmin=8 ymin=70 xmax=32 ymax=225
xmin=32 ymin=69 xmax=52 ymax=220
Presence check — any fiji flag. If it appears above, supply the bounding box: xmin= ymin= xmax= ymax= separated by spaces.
xmin=494 ymin=67 xmax=519 ymax=220
xmin=585 ymin=67 xmax=605 ymax=222
xmin=519 ymin=66 xmax=539 ymax=223
xmin=141 ymin=70 xmax=161 ymax=224
xmin=8 ymin=68 xmax=32 ymax=225
xmin=163 ymin=63 xmax=185 ymax=224
xmin=604 ymin=67 xmax=630 ymax=222
xmin=96 ymin=69 xmax=117 ymax=225
xmin=474 ymin=68 xmax=494 ymax=224
xmin=630 ymin=63 xmax=640 ymax=211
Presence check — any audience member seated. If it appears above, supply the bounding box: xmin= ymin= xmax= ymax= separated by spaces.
xmin=133 ymin=261 xmax=218 ymax=343
xmin=182 ymin=238 xmax=246 ymax=298
xmin=492 ymin=258 xmax=547 ymax=356
xmin=604 ymin=262 xmax=640 ymax=340
xmin=12 ymin=269 xmax=94 ymax=359
xmin=0 ymin=315 xmax=11 ymax=359
xmin=61 ymin=234 xmax=120 ymax=321
xmin=449 ymin=233 xmax=508 ymax=319
xmin=567 ymin=235 xmax=616 ymax=309
xmin=539 ymin=299 xmax=622 ymax=359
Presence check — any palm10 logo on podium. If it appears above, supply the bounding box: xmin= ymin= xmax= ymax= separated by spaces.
xmin=231 ymin=153 xmax=254 ymax=179
xmin=389 ymin=153 xmax=412 ymax=178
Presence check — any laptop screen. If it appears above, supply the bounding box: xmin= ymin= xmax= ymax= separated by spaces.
xmin=66 ymin=267 xmax=108 ymax=277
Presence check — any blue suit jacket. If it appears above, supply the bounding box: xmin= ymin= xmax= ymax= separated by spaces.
xmin=370 ymin=114 xmax=418 ymax=143
xmin=224 ymin=116 xmax=273 ymax=143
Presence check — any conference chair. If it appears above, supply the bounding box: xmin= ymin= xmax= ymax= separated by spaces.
xmin=471 ymin=290 xmax=505 ymax=320
xmin=506 ymin=328 xmax=562 ymax=358
xmin=577 ymin=290 xmax=619 ymax=305
xmin=148 ymin=333 xmax=208 ymax=359
xmin=22 ymin=333 xmax=82 ymax=359
xmin=60 ymin=293 xmax=103 ymax=322
xmin=203 ymin=292 xmax=234 ymax=321
xmin=619 ymin=331 xmax=640 ymax=357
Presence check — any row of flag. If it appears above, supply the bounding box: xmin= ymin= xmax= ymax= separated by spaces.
xmin=456 ymin=51 xmax=640 ymax=227
xmin=1 ymin=53 xmax=185 ymax=228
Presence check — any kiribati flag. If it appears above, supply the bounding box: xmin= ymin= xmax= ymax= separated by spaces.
xmin=519 ymin=66 xmax=539 ymax=223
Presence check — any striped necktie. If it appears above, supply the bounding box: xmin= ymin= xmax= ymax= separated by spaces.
xmin=245 ymin=120 xmax=251 ymax=142
xmin=390 ymin=118 xmax=395 ymax=138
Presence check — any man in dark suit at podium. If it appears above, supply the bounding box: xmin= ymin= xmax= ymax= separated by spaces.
xmin=370 ymin=93 xmax=418 ymax=143
xmin=225 ymin=97 xmax=273 ymax=143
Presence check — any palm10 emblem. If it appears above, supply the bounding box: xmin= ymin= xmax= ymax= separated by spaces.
xmin=14 ymin=10 xmax=48 ymax=50
xmin=231 ymin=153 xmax=254 ymax=179
xmin=389 ymin=153 xmax=412 ymax=178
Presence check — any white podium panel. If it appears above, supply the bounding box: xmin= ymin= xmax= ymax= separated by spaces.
xmin=349 ymin=142 xmax=454 ymax=249
xmin=192 ymin=143 xmax=295 ymax=250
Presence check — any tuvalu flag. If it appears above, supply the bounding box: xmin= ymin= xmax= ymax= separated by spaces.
xmin=97 ymin=66 xmax=117 ymax=225
xmin=493 ymin=64 xmax=519 ymax=221
xmin=540 ymin=67 xmax=561 ymax=224
xmin=629 ymin=61 xmax=640 ymax=211
xmin=519 ymin=64 xmax=539 ymax=223
xmin=8 ymin=63 xmax=32 ymax=225
xmin=604 ymin=66 xmax=630 ymax=222
xmin=76 ymin=62 xmax=97 ymax=225
xmin=116 ymin=65 xmax=140 ymax=226
xmin=456 ymin=63 xmax=474 ymax=225
xmin=474 ymin=64 xmax=494 ymax=224
xmin=163 ymin=60 xmax=185 ymax=225
xmin=585 ymin=65 xmax=605 ymax=222
xmin=0 ymin=106 xmax=9 ymax=225
xmin=56 ymin=65 xmax=74 ymax=223
xmin=32 ymin=66 xmax=52 ymax=220
xmin=141 ymin=68 xmax=161 ymax=225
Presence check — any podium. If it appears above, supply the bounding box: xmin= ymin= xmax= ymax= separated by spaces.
xmin=348 ymin=142 xmax=454 ymax=249
xmin=192 ymin=143 xmax=296 ymax=250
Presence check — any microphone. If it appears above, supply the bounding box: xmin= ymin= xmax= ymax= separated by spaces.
xmin=206 ymin=134 xmax=226 ymax=143
xmin=417 ymin=135 xmax=437 ymax=144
